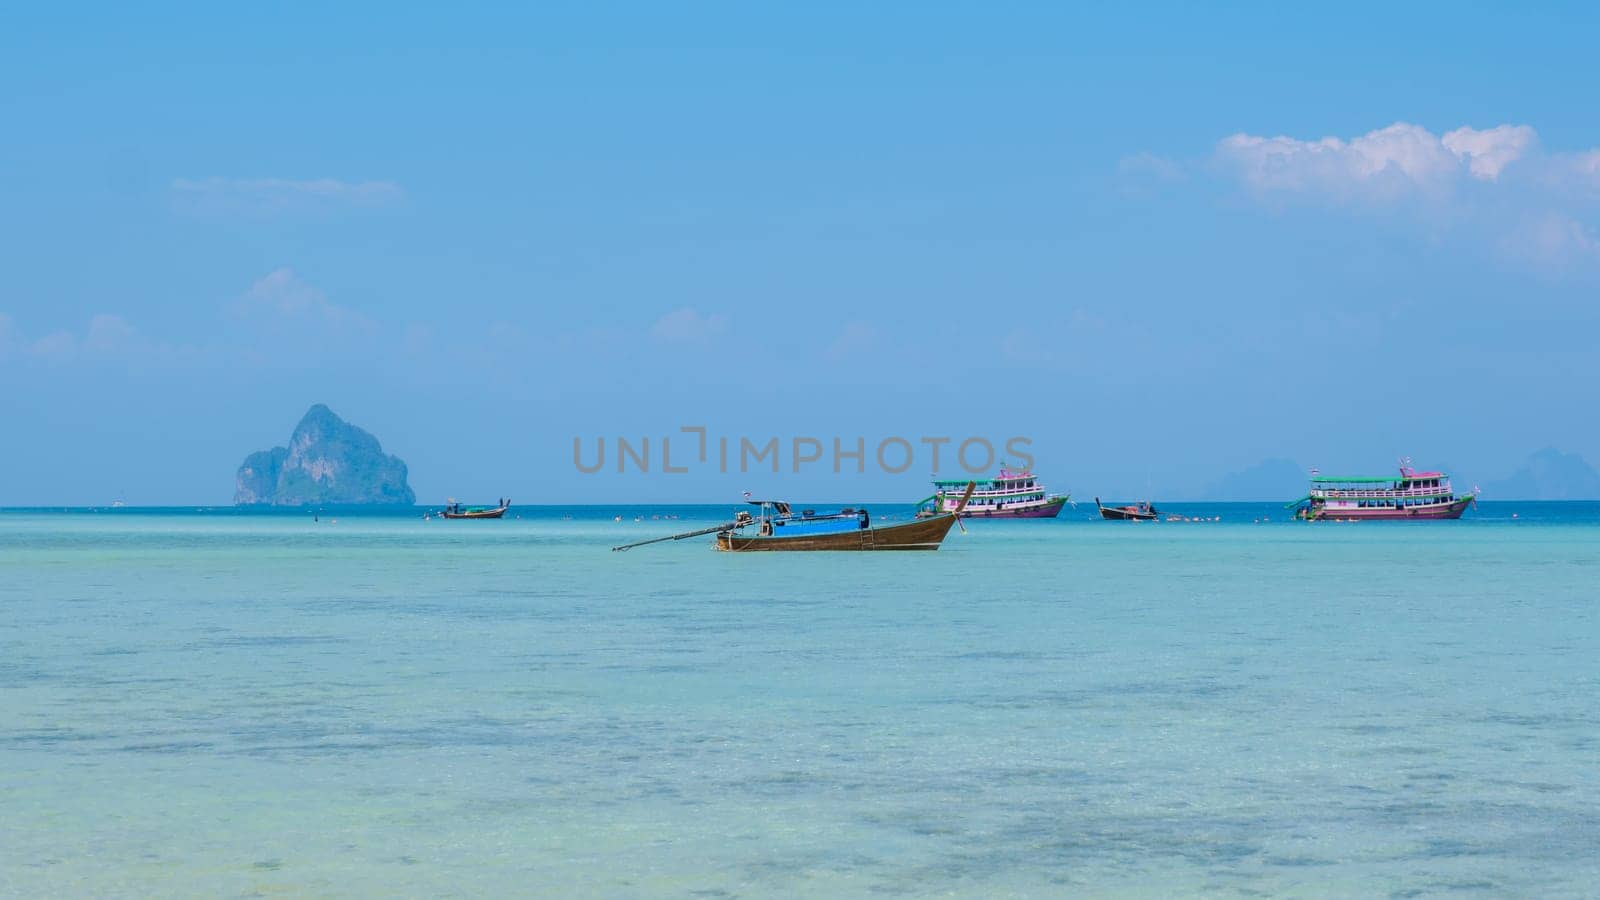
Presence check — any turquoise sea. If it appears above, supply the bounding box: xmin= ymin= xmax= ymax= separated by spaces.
xmin=4 ymin=502 xmax=1600 ymax=897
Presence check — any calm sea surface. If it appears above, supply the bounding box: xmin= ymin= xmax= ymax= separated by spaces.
xmin=4 ymin=502 xmax=1599 ymax=897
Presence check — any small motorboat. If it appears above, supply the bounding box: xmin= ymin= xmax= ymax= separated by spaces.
xmin=1095 ymin=497 xmax=1158 ymax=521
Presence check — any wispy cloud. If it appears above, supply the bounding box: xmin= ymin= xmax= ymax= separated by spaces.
xmin=1 ymin=312 xmax=157 ymax=363
xmin=649 ymin=307 xmax=729 ymax=344
xmin=172 ymin=176 xmax=403 ymax=214
xmin=826 ymin=321 xmax=877 ymax=360
xmin=998 ymin=309 xmax=1107 ymax=368
xmin=83 ymin=313 xmax=142 ymax=354
xmin=1500 ymin=213 xmax=1600 ymax=271
xmin=30 ymin=329 xmax=78 ymax=361
xmin=999 ymin=328 xmax=1050 ymax=365
xmin=2 ymin=270 xmax=381 ymax=372
xmin=1116 ymin=152 xmax=1186 ymax=196
xmin=231 ymin=268 xmax=375 ymax=333
xmin=1550 ymin=150 xmax=1600 ymax=195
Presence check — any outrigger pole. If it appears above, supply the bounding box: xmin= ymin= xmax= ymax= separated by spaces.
xmin=611 ymin=512 xmax=753 ymax=552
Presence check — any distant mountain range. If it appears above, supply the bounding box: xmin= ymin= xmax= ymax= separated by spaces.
xmin=1197 ymin=457 xmax=1308 ymax=501
xmin=1484 ymin=448 xmax=1600 ymax=500
xmin=1196 ymin=448 xmax=1600 ymax=501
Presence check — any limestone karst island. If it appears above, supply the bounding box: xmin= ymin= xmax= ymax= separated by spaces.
xmin=234 ymin=404 xmax=415 ymax=506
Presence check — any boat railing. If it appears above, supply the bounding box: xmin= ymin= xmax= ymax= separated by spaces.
xmin=1313 ymin=485 xmax=1451 ymax=499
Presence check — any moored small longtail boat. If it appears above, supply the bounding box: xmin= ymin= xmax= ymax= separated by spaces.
xmin=613 ymin=483 xmax=976 ymax=552
xmin=1096 ymin=497 xmax=1158 ymax=521
xmin=440 ymin=498 xmax=511 ymax=519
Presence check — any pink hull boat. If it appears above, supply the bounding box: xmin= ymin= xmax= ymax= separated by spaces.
xmin=921 ymin=467 xmax=1069 ymax=519
xmin=1306 ymin=496 xmax=1472 ymax=521
xmin=1291 ymin=461 xmax=1476 ymax=521
xmin=954 ymin=496 xmax=1069 ymax=519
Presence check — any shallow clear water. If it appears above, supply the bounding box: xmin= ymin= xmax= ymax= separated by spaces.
xmin=4 ymin=503 xmax=1599 ymax=896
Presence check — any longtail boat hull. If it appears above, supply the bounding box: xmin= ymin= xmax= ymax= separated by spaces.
xmin=441 ymin=500 xmax=511 ymax=519
xmin=620 ymin=483 xmax=974 ymax=554
xmin=441 ymin=508 xmax=507 ymax=519
xmin=1098 ymin=507 xmax=1157 ymax=521
xmin=716 ymin=513 xmax=958 ymax=551
xmin=1095 ymin=498 xmax=1158 ymax=521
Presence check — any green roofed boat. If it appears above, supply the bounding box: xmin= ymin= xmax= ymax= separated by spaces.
xmin=1288 ymin=461 xmax=1475 ymax=521
xmin=917 ymin=466 xmax=1068 ymax=519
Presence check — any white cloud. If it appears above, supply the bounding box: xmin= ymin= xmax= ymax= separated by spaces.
xmin=1209 ymin=120 xmax=1600 ymax=275
xmin=1215 ymin=121 xmax=1544 ymax=204
xmin=0 ymin=313 xmax=15 ymax=358
xmin=172 ymin=177 xmax=403 ymax=214
xmin=1441 ymin=125 xmax=1537 ymax=180
xmin=1216 ymin=122 xmax=1474 ymax=200
xmin=232 ymin=268 xmax=374 ymax=332
xmin=649 ymin=307 xmax=729 ymax=343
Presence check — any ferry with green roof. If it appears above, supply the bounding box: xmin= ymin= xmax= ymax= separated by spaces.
xmin=919 ymin=466 xmax=1069 ymax=519
xmin=1288 ymin=461 xmax=1476 ymax=521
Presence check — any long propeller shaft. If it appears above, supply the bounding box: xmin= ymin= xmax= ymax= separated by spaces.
xmin=612 ymin=520 xmax=742 ymax=552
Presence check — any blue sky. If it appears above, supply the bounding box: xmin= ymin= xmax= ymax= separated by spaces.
xmin=3 ymin=2 xmax=1599 ymax=504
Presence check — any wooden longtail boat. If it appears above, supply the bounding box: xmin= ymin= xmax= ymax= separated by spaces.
xmin=440 ymin=498 xmax=510 ymax=519
xmin=613 ymin=483 xmax=976 ymax=552
xmin=1095 ymin=497 xmax=1158 ymax=521
xmin=717 ymin=507 xmax=957 ymax=551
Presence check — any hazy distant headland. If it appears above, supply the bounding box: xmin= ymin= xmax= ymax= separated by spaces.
xmin=234 ymin=404 xmax=414 ymax=506
xmin=1485 ymin=448 xmax=1600 ymax=500
xmin=1198 ymin=458 xmax=1308 ymax=501
xmin=1196 ymin=449 xmax=1600 ymax=501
